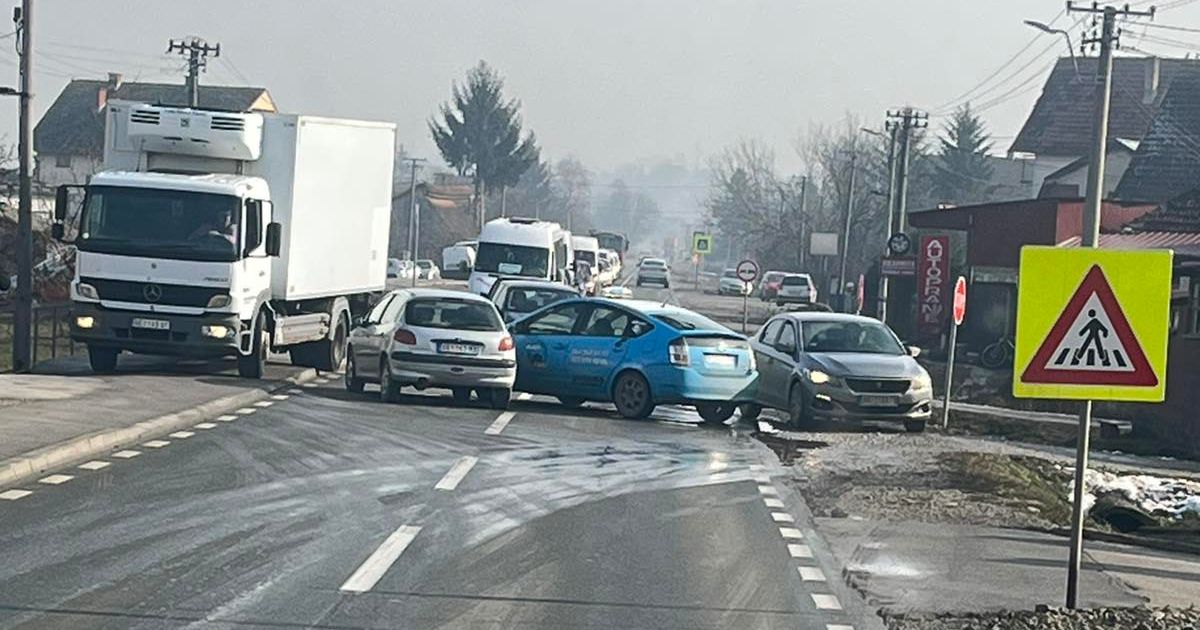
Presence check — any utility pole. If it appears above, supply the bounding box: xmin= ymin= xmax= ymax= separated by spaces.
xmin=404 ymin=158 xmax=426 ymax=286
xmin=10 ymin=0 xmax=32 ymax=372
xmin=797 ymin=175 xmax=808 ymax=270
xmin=167 ymin=37 xmax=220 ymax=107
xmin=887 ymin=107 xmax=928 ymax=234
xmin=1061 ymin=0 xmax=1153 ymax=611
xmin=837 ymin=151 xmax=857 ymax=308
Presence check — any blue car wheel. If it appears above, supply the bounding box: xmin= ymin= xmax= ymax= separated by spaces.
xmin=613 ymin=370 xmax=654 ymax=419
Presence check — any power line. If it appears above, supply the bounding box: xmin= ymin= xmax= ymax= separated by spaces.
xmin=1141 ymin=21 xmax=1200 ymax=33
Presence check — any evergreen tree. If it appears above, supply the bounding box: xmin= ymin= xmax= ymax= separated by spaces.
xmin=933 ymin=104 xmax=994 ymax=205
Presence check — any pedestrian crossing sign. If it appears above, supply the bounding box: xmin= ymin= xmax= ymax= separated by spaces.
xmin=1013 ymin=247 xmax=1172 ymax=401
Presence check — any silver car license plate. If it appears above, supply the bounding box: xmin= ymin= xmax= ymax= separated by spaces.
xmin=859 ymin=394 xmax=898 ymax=407
xmin=439 ymin=342 xmax=480 ymax=356
xmin=131 ymin=317 xmax=170 ymax=331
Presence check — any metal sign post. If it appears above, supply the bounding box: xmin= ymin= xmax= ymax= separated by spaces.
xmin=736 ymin=259 xmax=759 ymax=335
xmin=942 ymin=276 xmax=967 ymax=428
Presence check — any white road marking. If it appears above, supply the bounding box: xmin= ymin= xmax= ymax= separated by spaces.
xmin=143 ymin=440 xmax=170 ymax=448
xmin=288 ymin=388 xmax=304 ymax=394
xmin=516 ymin=392 xmax=533 ymax=401
xmin=0 ymin=489 xmax=32 ymax=500
xmin=758 ymin=485 xmax=778 ymax=496
xmin=779 ymin=527 xmax=804 ymax=539
xmin=749 ymin=464 xmax=765 ymax=472
xmin=799 ymin=567 xmax=827 ymax=582
xmin=434 ymin=456 xmax=479 ymax=491
xmin=216 ymin=415 xmax=238 ymax=422
xmin=38 ymin=474 xmax=73 ymax=485
xmin=771 ymin=512 xmax=795 ymax=523
xmin=339 ymin=524 xmax=422 ymax=593
xmin=78 ymin=460 xmax=110 ymax=471
xmin=253 ymin=400 xmax=274 ymax=408
xmin=788 ymin=543 xmax=813 ymax=558
xmin=827 ymin=625 xmax=855 ymax=630
xmin=236 ymin=408 xmax=257 ymax=415
xmin=763 ymin=497 xmax=785 ymax=508
xmin=301 ymin=383 xmax=318 ymax=388
xmin=811 ymin=594 xmax=843 ymax=610
xmin=272 ymin=394 xmax=290 ymax=400
xmin=194 ymin=422 xmax=217 ymax=429
xmin=112 ymin=450 xmax=141 ymax=459
xmin=484 ymin=411 xmax=516 ymax=435
xmin=753 ymin=474 xmax=771 ymax=484
xmin=169 ymin=431 xmax=194 ymax=439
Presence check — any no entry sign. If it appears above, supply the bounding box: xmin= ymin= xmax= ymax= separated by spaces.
xmin=953 ymin=276 xmax=967 ymax=326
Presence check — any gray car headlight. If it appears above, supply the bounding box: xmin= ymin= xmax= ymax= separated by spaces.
xmin=913 ymin=372 xmax=932 ymax=390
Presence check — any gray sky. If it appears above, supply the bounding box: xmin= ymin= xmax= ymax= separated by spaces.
xmin=7 ymin=0 xmax=1198 ymax=174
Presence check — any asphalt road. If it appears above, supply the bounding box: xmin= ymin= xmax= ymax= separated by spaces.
xmin=0 ymin=374 xmax=867 ymax=629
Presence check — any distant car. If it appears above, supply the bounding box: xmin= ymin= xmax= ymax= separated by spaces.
xmin=487 ymin=278 xmax=580 ymax=323
xmin=416 ymin=259 xmax=441 ymax=280
xmin=636 ymin=258 xmax=670 ymax=287
xmin=759 ymin=271 xmax=787 ymax=300
xmin=718 ymin=268 xmax=752 ymax=296
xmin=345 ymin=288 xmax=516 ymax=409
xmin=742 ymin=312 xmax=932 ymax=432
xmin=387 ymin=258 xmax=414 ymax=280
xmin=510 ymin=298 xmax=757 ymax=422
xmin=776 ymin=273 xmax=816 ymax=305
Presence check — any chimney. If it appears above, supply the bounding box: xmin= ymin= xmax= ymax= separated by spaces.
xmin=1143 ymin=56 xmax=1160 ymax=104
xmin=98 ymin=72 xmax=123 ymax=111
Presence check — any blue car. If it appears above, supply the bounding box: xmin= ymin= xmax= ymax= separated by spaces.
xmin=509 ymin=298 xmax=758 ymax=423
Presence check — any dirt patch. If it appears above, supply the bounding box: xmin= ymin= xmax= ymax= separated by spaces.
xmin=883 ymin=605 xmax=1200 ymax=630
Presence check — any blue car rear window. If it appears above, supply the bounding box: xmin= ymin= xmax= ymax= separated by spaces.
xmin=651 ymin=311 xmax=727 ymax=332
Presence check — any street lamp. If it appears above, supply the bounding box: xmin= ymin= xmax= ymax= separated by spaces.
xmin=1025 ymin=19 xmax=1080 ymax=76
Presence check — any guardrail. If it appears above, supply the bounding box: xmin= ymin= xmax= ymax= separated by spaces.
xmin=0 ymin=301 xmax=78 ymax=373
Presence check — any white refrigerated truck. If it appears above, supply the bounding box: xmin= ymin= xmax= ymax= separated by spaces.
xmin=53 ymin=100 xmax=395 ymax=377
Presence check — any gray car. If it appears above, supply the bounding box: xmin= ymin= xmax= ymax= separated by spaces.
xmin=742 ymin=312 xmax=932 ymax=432
xmin=345 ymin=288 xmax=516 ymax=408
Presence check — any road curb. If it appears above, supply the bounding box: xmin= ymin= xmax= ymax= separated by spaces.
xmin=0 ymin=368 xmax=318 ymax=488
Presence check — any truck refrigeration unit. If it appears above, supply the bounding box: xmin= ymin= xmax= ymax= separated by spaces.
xmin=53 ymin=100 xmax=395 ymax=378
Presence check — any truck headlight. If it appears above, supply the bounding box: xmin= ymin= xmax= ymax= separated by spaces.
xmin=201 ymin=324 xmax=231 ymax=339
xmin=206 ymin=294 xmax=232 ymax=309
xmin=914 ymin=372 xmax=932 ymax=391
xmin=808 ymin=369 xmax=831 ymax=384
xmin=75 ymin=315 xmax=95 ymax=329
xmin=75 ymin=282 xmax=99 ymax=300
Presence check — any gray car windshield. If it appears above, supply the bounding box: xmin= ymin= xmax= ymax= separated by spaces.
xmin=802 ymin=321 xmax=904 ymax=355
xmin=78 ymin=186 xmax=241 ymax=262
xmin=405 ymin=298 xmax=503 ymax=332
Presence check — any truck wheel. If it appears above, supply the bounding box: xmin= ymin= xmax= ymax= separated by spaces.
xmin=613 ymin=371 xmax=655 ymax=419
xmin=696 ymin=403 xmax=736 ymax=425
xmin=344 ymin=350 xmax=365 ymax=393
xmin=87 ymin=345 xmax=119 ymax=374
xmin=311 ymin=313 xmax=348 ymax=372
xmin=487 ymin=388 xmax=511 ymax=410
xmin=237 ymin=313 xmax=267 ymax=379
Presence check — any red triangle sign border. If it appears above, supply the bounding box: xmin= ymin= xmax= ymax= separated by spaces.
xmin=1021 ymin=265 xmax=1157 ymax=387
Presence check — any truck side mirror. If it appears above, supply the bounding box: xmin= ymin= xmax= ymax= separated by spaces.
xmin=265 ymin=222 xmax=282 ymax=257
xmin=54 ymin=185 xmax=69 ymax=221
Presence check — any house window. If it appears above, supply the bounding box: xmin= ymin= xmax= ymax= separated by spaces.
xmin=54 ymin=154 xmax=71 ymax=168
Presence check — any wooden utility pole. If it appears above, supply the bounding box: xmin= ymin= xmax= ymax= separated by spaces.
xmin=11 ymin=0 xmax=33 ymax=372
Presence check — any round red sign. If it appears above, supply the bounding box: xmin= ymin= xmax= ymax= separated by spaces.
xmin=953 ymin=276 xmax=967 ymax=325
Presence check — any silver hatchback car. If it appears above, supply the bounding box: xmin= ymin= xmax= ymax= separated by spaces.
xmin=345 ymin=288 xmax=516 ymax=408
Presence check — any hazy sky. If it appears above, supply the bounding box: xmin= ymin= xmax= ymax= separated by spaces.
xmin=7 ymin=1 xmax=1198 ymax=175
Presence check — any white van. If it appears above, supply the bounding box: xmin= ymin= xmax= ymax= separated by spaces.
xmin=441 ymin=240 xmax=476 ymax=280
xmin=469 ymin=218 xmax=573 ymax=295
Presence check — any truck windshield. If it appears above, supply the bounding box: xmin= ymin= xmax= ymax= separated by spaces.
xmin=78 ymin=186 xmax=241 ymax=263
xmin=475 ymin=242 xmax=550 ymax=278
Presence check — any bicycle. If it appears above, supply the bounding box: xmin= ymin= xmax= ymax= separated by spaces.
xmin=979 ymin=335 xmax=1015 ymax=369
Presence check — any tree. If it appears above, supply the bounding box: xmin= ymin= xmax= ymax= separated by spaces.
xmin=594 ymin=180 xmax=661 ymax=240
xmin=548 ymin=157 xmax=592 ymax=232
xmin=932 ymin=103 xmax=993 ymax=205
xmin=429 ymin=61 xmax=539 ymax=229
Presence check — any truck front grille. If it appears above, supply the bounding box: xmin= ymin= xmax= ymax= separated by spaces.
xmin=83 ymin=277 xmax=223 ymax=308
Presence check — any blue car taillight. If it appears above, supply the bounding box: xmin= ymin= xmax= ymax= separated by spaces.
xmin=668 ymin=338 xmax=691 ymax=366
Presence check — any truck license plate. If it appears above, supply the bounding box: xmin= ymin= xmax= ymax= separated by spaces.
xmin=439 ymin=342 xmax=480 ymax=356
xmin=859 ymin=394 xmax=898 ymax=408
xmin=131 ymin=317 xmax=170 ymax=331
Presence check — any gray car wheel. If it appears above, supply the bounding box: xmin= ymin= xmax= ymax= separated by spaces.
xmin=788 ymin=382 xmax=809 ymax=429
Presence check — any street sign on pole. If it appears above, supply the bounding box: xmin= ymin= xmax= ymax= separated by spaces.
xmin=692 ymin=232 xmax=713 ymax=255
xmin=736 ymin=259 xmax=759 ymax=334
xmin=942 ymin=276 xmax=967 ymax=428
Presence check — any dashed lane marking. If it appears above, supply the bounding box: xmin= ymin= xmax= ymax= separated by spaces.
xmin=38 ymin=474 xmax=73 ymax=485
xmin=272 ymin=394 xmax=290 ymax=400
xmin=253 ymin=400 xmax=274 ymax=408
xmin=143 ymin=440 xmax=170 ymax=448
xmin=301 ymin=383 xmax=318 ymax=388
xmin=758 ymin=485 xmax=778 ymax=496
xmin=484 ymin=412 xmax=516 ymax=436
xmin=287 ymin=388 xmax=304 ymax=394
xmin=827 ymin=625 xmax=855 ymax=630
xmin=194 ymin=422 xmax=217 ymax=430
xmin=0 ymin=489 xmax=32 ymax=500
xmin=77 ymin=460 xmax=110 ymax=471
xmin=236 ymin=408 xmax=257 ymax=415
xmin=753 ymin=474 xmax=770 ymax=484
xmin=112 ymin=450 xmax=141 ymax=459
xmin=811 ymin=594 xmax=843 ymax=611
xmin=434 ymin=456 xmax=479 ymax=491
xmin=788 ymin=543 xmax=813 ymax=558
xmin=779 ymin=527 xmax=804 ymax=539
xmin=749 ymin=464 xmax=765 ymax=472
xmin=798 ymin=567 xmax=827 ymax=582
xmin=168 ymin=431 xmax=194 ymax=439
xmin=339 ymin=525 xmax=422 ymax=593
xmin=763 ymin=497 xmax=785 ymax=508
xmin=216 ymin=415 xmax=238 ymax=422
xmin=771 ymin=512 xmax=795 ymax=523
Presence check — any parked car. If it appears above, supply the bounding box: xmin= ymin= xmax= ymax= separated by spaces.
xmin=636 ymin=258 xmax=671 ymax=287
xmin=416 ymin=259 xmax=441 ymax=280
xmin=510 ymin=298 xmax=757 ymax=422
xmin=718 ymin=268 xmax=752 ymax=296
xmin=776 ymin=273 xmax=816 ymax=305
xmin=487 ymin=278 xmax=580 ymax=323
xmin=742 ymin=312 xmax=932 ymax=432
xmin=344 ymin=288 xmax=516 ymax=408
xmin=759 ymin=271 xmax=787 ymax=301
